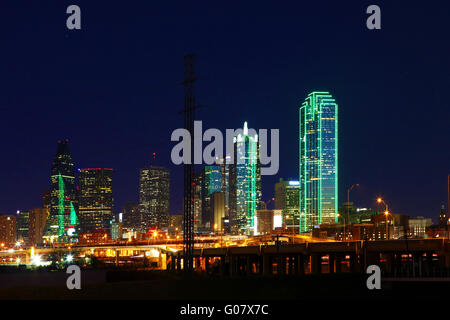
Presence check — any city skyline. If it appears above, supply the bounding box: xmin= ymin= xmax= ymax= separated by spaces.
xmin=1 ymin=2 xmax=450 ymax=303
xmin=0 ymin=2 xmax=449 ymax=222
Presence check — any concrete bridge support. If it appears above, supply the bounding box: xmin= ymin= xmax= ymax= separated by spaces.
xmin=310 ymin=254 xmax=321 ymax=275
xmin=334 ymin=254 xmax=343 ymax=273
xmin=176 ymin=254 xmax=181 ymax=271
xmin=349 ymin=254 xmax=357 ymax=273
xmin=262 ymin=254 xmax=271 ymax=276
xmin=297 ymin=254 xmax=305 ymax=275
xmin=328 ymin=254 xmax=335 ymax=274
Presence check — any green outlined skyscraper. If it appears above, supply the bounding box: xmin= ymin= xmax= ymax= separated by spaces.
xmin=299 ymin=92 xmax=338 ymax=232
xmin=229 ymin=122 xmax=261 ymax=235
xmin=43 ymin=139 xmax=78 ymax=243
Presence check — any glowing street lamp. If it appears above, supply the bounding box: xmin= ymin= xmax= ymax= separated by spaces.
xmin=377 ymin=198 xmax=390 ymax=240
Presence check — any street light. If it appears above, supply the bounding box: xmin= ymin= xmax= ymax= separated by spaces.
xmin=347 ymin=184 xmax=359 ymax=238
xmin=377 ymin=198 xmax=390 ymax=240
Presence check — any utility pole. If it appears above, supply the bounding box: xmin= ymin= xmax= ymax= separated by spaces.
xmin=346 ymin=184 xmax=359 ymax=240
xmin=181 ymin=53 xmax=198 ymax=273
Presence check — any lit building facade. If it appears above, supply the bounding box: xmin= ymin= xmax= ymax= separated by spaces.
xmin=138 ymin=166 xmax=170 ymax=230
xmin=217 ymin=155 xmax=231 ymax=212
xmin=254 ymin=209 xmax=282 ymax=235
xmin=299 ymin=92 xmax=338 ymax=232
xmin=202 ymin=165 xmax=222 ymax=229
xmin=229 ymin=122 xmax=261 ymax=235
xmin=0 ymin=215 xmax=16 ymax=247
xmin=409 ymin=216 xmax=432 ymax=238
xmin=169 ymin=214 xmax=183 ymax=234
xmin=275 ymin=179 xmax=300 ymax=233
xmin=28 ymin=208 xmax=49 ymax=246
xmin=16 ymin=210 xmax=29 ymax=245
xmin=43 ymin=139 xmax=78 ymax=243
xmin=193 ymin=172 xmax=203 ymax=231
xmin=111 ymin=213 xmax=123 ymax=240
xmin=211 ymin=192 xmax=225 ymax=233
xmin=78 ymin=168 xmax=114 ymax=234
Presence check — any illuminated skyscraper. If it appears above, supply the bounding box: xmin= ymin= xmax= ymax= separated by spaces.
xmin=78 ymin=168 xmax=114 ymax=234
xmin=0 ymin=215 xmax=16 ymax=246
xmin=138 ymin=166 xmax=170 ymax=230
xmin=217 ymin=155 xmax=231 ymax=214
xmin=43 ymin=139 xmax=78 ymax=243
xmin=299 ymin=91 xmax=338 ymax=232
xmin=16 ymin=210 xmax=29 ymax=244
xmin=28 ymin=208 xmax=48 ymax=246
xmin=193 ymin=172 xmax=203 ymax=231
xmin=229 ymin=122 xmax=261 ymax=235
xmin=202 ymin=165 xmax=222 ymax=228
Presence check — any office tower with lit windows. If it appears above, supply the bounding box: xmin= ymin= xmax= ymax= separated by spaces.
xmin=193 ymin=172 xmax=203 ymax=231
xmin=43 ymin=139 xmax=78 ymax=243
xmin=211 ymin=192 xmax=226 ymax=232
xmin=202 ymin=165 xmax=222 ymax=228
xmin=16 ymin=210 xmax=29 ymax=244
xmin=138 ymin=166 xmax=170 ymax=230
xmin=299 ymin=91 xmax=338 ymax=232
xmin=439 ymin=204 xmax=448 ymax=226
xmin=217 ymin=155 xmax=231 ymax=213
xmin=229 ymin=122 xmax=262 ymax=235
xmin=0 ymin=215 xmax=16 ymax=247
xmin=78 ymin=168 xmax=114 ymax=234
xmin=275 ymin=179 xmax=300 ymax=233
xmin=28 ymin=208 xmax=49 ymax=246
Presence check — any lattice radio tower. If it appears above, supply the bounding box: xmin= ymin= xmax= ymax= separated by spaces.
xmin=181 ymin=53 xmax=198 ymax=272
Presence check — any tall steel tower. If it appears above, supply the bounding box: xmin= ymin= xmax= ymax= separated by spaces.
xmin=182 ymin=54 xmax=197 ymax=272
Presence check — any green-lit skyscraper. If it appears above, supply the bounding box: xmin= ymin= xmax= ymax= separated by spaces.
xmin=299 ymin=92 xmax=338 ymax=232
xmin=229 ymin=122 xmax=261 ymax=235
xmin=43 ymin=139 xmax=78 ymax=243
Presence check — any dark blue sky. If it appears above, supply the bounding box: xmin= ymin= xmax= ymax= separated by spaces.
xmin=0 ymin=1 xmax=449 ymax=221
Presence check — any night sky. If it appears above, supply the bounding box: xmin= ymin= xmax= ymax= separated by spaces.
xmin=0 ymin=1 xmax=449 ymax=221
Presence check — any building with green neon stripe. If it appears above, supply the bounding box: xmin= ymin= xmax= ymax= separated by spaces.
xmin=299 ymin=92 xmax=338 ymax=232
xmin=229 ymin=122 xmax=261 ymax=235
xmin=43 ymin=139 xmax=78 ymax=243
